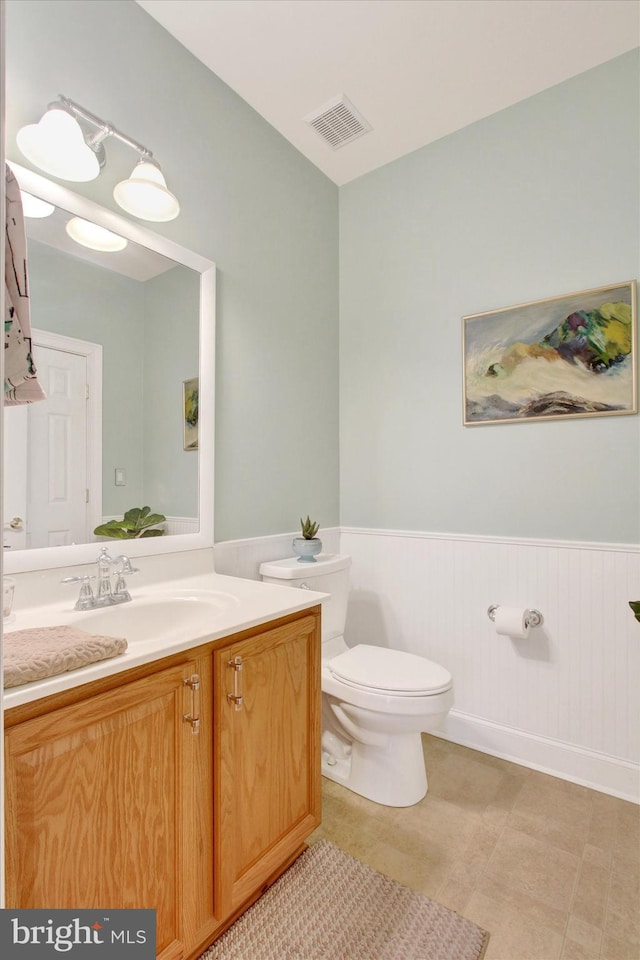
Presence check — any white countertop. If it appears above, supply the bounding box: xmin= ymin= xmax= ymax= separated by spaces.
xmin=3 ymin=569 xmax=327 ymax=710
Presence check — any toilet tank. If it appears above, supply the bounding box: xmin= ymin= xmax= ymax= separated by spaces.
xmin=259 ymin=553 xmax=351 ymax=643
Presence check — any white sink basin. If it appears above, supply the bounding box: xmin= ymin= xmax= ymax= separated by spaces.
xmin=75 ymin=590 xmax=239 ymax=645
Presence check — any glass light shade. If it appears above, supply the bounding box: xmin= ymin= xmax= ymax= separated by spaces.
xmin=20 ymin=191 xmax=55 ymax=218
xmin=113 ymin=160 xmax=180 ymax=222
xmin=17 ymin=108 xmax=100 ymax=182
xmin=65 ymin=217 xmax=128 ymax=252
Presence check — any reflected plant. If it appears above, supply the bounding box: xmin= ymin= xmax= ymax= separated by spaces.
xmin=630 ymin=601 xmax=640 ymax=624
xmin=94 ymin=506 xmax=166 ymax=539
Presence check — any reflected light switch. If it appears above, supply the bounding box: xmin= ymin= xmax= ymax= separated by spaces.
xmin=115 ymin=468 xmax=127 ymax=486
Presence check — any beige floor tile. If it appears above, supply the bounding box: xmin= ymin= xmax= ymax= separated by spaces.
xmin=466 ymin=889 xmax=564 ymax=960
xmin=314 ymin=738 xmax=639 ymax=960
xmin=444 ymin=820 xmax=504 ymax=883
xmin=422 ymin=751 xmax=514 ymax=811
xmin=600 ymin=932 xmax=640 ymax=959
xmin=583 ymin=843 xmax=613 ymax=870
xmin=571 ymin=859 xmax=611 ymax=927
xmin=507 ymin=807 xmax=588 ymax=857
xmin=510 ymin=775 xmax=593 ymax=832
xmin=379 ymin=793 xmax=483 ymax=876
xmin=484 ymin=825 xmax=581 ymax=911
xmin=609 ymin=849 xmax=640 ymax=942
xmin=613 ymin=802 xmax=640 ymax=867
xmin=473 ymin=873 xmax=568 ymax=935
xmin=434 ymin=874 xmax=476 ymax=913
xmin=565 ymin=914 xmax=603 ymax=952
xmin=353 ymin=832 xmax=448 ymax=899
xmin=560 ymin=939 xmax=600 ymax=960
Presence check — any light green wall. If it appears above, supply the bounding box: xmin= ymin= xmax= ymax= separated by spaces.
xmin=339 ymin=50 xmax=640 ymax=543
xmin=27 ymin=242 xmax=200 ymax=520
xmin=5 ymin=0 xmax=340 ymax=542
xmin=7 ymin=2 xmax=638 ymax=546
xmin=143 ymin=267 xmax=200 ymax=517
xmin=27 ymin=241 xmax=146 ymax=515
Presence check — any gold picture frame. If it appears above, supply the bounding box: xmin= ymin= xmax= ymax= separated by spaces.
xmin=183 ymin=377 xmax=199 ymax=451
xmin=462 ymin=281 xmax=637 ymax=425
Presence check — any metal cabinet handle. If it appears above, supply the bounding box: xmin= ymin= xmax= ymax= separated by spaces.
xmin=226 ymin=655 xmax=243 ymax=711
xmin=183 ymin=673 xmax=201 ymax=733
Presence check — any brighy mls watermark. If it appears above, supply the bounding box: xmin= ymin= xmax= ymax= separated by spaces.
xmin=0 ymin=910 xmax=155 ymax=958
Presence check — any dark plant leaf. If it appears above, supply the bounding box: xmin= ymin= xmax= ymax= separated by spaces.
xmin=93 ymin=524 xmax=132 ymax=539
xmin=629 ymin=601 xmax=640 ymax=623
xmin=93 ymin=506 xmax=166 ymax=539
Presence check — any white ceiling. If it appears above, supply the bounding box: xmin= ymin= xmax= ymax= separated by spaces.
xmin=136 ymin=0 xmax=639 ymax=186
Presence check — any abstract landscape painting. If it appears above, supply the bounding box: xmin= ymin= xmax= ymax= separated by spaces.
xmin=183 ymin=377 xmax=199 ymax=450
xmin=463 ymin=281 xmax=637 ymax=425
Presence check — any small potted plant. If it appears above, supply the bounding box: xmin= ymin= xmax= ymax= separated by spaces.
xmin=293 ymin=516 xmax=322 ymax=563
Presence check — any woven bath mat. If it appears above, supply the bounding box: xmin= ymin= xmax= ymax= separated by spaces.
xmin=200 ymin=839 xmax=489 ymax=960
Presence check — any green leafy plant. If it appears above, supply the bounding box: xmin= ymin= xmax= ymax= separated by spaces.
xmin=94 ymin=506 xmax=166 ymax=540
xmin=629 ymin=601 xmax=640 ymax=623
xmin=299 ymin=516 xmax=320 ymax=540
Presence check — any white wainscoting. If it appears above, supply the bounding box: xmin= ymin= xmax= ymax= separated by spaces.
xmin=212 ymin=525 xmax=639 ymax=802
xmin=163 ymin=516 xmax=199 ymax=536
xmin=214 ymin=528 xmax=341 ymax=581
xmin=341 ymin=527 xmax=640 ymax=803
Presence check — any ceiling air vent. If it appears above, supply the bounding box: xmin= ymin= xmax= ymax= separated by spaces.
xmin=304 ymin=94 xmax=372 ymax=150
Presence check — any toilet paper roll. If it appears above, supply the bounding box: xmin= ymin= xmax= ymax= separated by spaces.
xmin=494 ymin=606 xmax=530 ymax=639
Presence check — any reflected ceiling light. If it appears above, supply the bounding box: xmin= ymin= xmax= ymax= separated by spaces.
xmin=16 ymin=96 xmax=180 ymax=221
xmin=65 ymin=217 xmax=128 ymax=253
xmin=20 ymin=190 xmax=55 ymax=218
xmin=113 ymin=159 xmax=180 ymax=222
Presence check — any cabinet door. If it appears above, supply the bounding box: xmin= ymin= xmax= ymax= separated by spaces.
xmin=4 ymin=657 xmax=216 ymax=960
xmin=214 ymin=611 xmax=321 ymax=914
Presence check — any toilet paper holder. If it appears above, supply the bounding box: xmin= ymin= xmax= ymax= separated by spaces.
xmin=487 ymin=604 xmax=543 ymax=628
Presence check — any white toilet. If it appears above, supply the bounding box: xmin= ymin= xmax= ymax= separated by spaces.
xmin=259 ymin=553 xmax=453 ymax=807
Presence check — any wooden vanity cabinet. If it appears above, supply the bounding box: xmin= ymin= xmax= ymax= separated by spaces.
xmin=214 ymin=611 xmax=322 ymax=915
xmin=4 ymin=654 xmax=216 ymax=960
xmin=4 ymin=606 xmax=321 ymax=960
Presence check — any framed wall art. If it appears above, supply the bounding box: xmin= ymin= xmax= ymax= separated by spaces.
xmin=462 ymin=280 xmax=637 ymax=425
xmin=183 ymin=377 xmax=199 ymax=450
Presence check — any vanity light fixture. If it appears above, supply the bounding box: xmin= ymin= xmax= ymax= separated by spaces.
xmin=20 ymin=191 xmax=55 ymax=218
xmin=17 ymin=105 xmax=101 ymax=182
xmin=65 ymin=217 xmax=128 ymax=253
xmin=16 ymin=96 xmax=180 ymax=221
xmin=113 ymin=158 xmax=180 ymax=222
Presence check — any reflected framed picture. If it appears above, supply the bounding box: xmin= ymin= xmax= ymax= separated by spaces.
xmin=462 ymin=280 xmax=637 ymax=425
xmin=183 ymin=377 xmax=199 ymax=451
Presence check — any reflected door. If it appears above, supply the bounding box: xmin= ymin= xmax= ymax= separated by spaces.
xmin=27 ymin=346 xmax=88 ymax=547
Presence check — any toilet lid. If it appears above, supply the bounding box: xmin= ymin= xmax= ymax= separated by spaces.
xmin=328 ymin=644 xmax=452 ymax=696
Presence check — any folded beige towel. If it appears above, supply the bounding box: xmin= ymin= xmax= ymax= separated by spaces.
xmin=3 ymin=625 xmax=128 ymax=689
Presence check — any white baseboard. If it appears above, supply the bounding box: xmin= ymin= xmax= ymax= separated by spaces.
xmin=435 ymin=709 xmax=640 ymax=804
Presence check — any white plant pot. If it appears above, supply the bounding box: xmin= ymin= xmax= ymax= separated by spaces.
xmin=292 ymin=537 xmax=322 ymax=562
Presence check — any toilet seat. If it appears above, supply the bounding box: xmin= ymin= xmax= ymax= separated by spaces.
xmin=327 ymin=644 xmax=452 ymax=697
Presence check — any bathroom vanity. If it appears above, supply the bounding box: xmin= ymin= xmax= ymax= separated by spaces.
xmin=3 ymin=572 xmax=323 ymax=960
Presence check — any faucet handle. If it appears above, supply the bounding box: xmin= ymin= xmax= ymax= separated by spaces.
xmin=61 ymin=575 xmax=96 ymax=611
xmin=116 ymin=555 xmax=139 ymax=575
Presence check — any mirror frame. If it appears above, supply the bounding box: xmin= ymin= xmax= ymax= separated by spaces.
xmin=5 ymin=163 xmax=215 ymax=574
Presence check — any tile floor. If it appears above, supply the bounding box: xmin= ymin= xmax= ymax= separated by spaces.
xmin=308 ymin=735 xmax=640 ymax=960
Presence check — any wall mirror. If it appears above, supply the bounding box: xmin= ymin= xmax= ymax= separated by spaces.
xmin=4 ymin=163 xmax=215 ymax=574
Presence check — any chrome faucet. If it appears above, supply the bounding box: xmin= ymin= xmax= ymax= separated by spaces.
xmin=62 ymin=548 xmax=139 ymax=610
